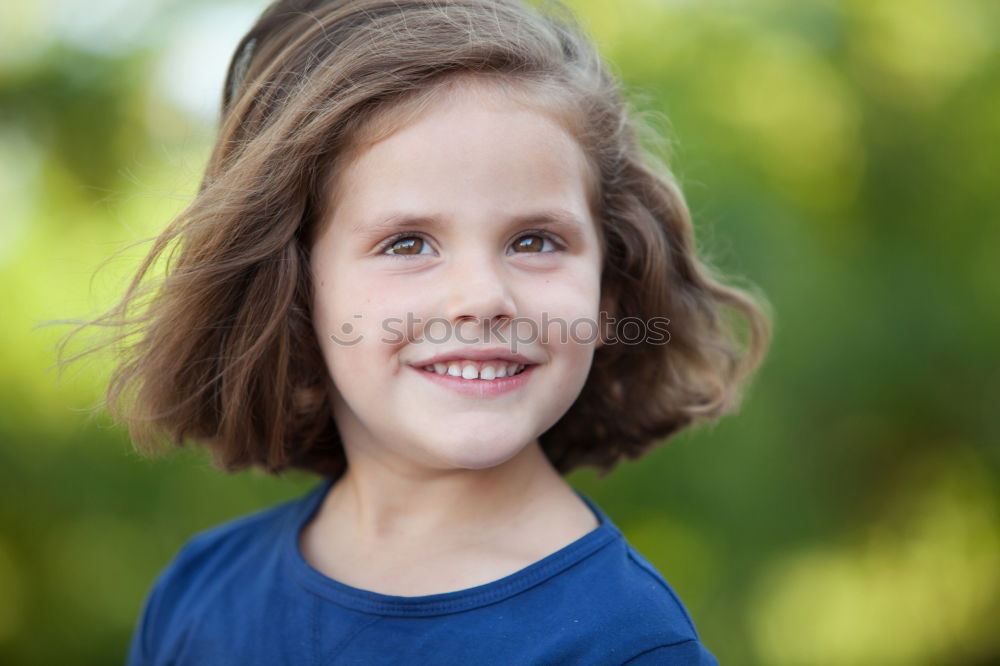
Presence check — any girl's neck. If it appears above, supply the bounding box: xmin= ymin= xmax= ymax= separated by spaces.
xmin=298 ymin=442 xmax=599 ymax=595
xmin=325 ymin=440 xmax=572 ymax=544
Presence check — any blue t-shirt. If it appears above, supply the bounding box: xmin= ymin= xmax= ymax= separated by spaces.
xmin=126 ymin=479 xmax=718 ymax=665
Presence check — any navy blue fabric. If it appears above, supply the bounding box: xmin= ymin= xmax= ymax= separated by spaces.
xmin=126 ymin=479 xmax=719 ymax=665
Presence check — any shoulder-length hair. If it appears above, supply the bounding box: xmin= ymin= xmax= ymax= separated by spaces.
xmin=61 ymin=0 xmax=772 ymax=480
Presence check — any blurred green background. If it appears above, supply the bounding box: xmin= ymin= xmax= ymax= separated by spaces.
xmin=2 ymin=0 xmax=999 ymax=664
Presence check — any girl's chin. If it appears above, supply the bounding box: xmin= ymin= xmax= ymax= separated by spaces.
xmin=423 ymin=437 xmax=536 ymax=472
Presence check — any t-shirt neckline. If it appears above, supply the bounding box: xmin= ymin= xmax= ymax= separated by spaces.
xmin=284 ymin=477 xmax=620 ymax=617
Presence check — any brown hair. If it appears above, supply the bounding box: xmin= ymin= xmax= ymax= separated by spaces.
xmin=58 ymin=0 xmax=772 ymax=480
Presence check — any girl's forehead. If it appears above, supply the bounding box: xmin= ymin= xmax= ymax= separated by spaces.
xmin=324 ymin=75 xmax=600 ymax=222
xmin=332 ymin=91 xmax=590 ymax=218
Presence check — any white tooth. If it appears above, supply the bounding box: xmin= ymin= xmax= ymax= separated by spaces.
xmin=462 ymin=364 xmax=478 ymax=380
xmin=516 ymin=364 xmax=525 ymax=374
xmin=424 ymin=365 xmax=433 ymax=372
xmin=495 ymin=364 xmax=508 ymax=378
xmin=506 ymin=362 xmax=518 ymax=376
xmin=434 ymin=363 xmax=447 ymax=375
xmin=480 ymin=365 xmax=496 ymax=380
xmin=447 ymin=362 xmax=463 ymax=377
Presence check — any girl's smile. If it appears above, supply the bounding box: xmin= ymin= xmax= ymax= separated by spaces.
xmin=411 ymin=360 xmax=537 ymax=398
xmin=409 ymin=346 xmax=536 ymax=396
xmin=310 ymin=78 xmax=604 ymax=473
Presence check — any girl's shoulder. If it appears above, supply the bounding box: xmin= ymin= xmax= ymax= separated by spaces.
xmin=573 ymin=492 xmax=701 ymax=630
xmin=518 ymin=490 xmax=719 ymax=664
xmin=127 ymin=483 xmax=324 ymax=665
xmin=563 ymin=521 xmax=703 ymax=644
xmin=163 ymin=485 xmax=314 ymax=578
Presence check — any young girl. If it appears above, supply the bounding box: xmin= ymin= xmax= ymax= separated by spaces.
xmin=80 ymin=0 xmax=770 ymax=663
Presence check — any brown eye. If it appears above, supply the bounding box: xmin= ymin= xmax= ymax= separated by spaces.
xmin=513 ymin=235 xmax=545 ymax=253
xmin=511 ymin=232 xmax=561 ymax=254
xmin=388 ymin=237 xmax=425 ymax=255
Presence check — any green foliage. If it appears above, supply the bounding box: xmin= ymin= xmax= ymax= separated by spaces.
xmin=3 ymin=0 xmax=998 ymax=663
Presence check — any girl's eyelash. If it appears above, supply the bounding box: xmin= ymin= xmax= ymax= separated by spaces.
xmin=377 ymin=230 xmax=565 ymax=256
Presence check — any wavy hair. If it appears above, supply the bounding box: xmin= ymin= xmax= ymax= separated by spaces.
xmin=59 ymin=0 xmax=772 ymax=480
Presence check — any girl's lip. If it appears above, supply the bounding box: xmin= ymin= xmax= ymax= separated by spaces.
xmin=412 ymin=364 xmax=536 ymax=397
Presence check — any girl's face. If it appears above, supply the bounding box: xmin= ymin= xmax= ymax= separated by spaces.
xmin=311 ymin=81 xmax=603 ymax=475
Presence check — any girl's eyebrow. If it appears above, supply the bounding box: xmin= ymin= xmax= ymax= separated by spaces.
xmin=352 ymin=209 xmax=588 ymax=237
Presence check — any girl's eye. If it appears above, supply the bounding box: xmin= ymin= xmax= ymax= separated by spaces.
xmin=383 ymin=235 xmax=432 ymax=256
xmin=509 ymin=232 xmax=559 ymax=254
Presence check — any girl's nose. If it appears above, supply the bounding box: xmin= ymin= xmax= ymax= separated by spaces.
xmin=442 ymin=255 xmax=517 ymax=327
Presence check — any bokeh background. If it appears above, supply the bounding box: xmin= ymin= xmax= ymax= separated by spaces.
xmin=2 ymin=0 xmax=999 ymax=664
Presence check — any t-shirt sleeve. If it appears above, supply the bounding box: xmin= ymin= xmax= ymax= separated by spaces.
xmin=125 ymin=565 xmax=169 ymax=666
xmin=620 ymin=640 xmax=720 ymax=665
xmin=122 ymin=496 xmax=304 ymax=665
xmin=123 ymin=533 xmax=212 ymax=666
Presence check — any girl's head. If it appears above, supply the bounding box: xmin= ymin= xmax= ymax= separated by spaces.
xmin=89 ymin=0 xmax=771 ymax=480
xmin=311 ymin=75 xmax=604 ymax=475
